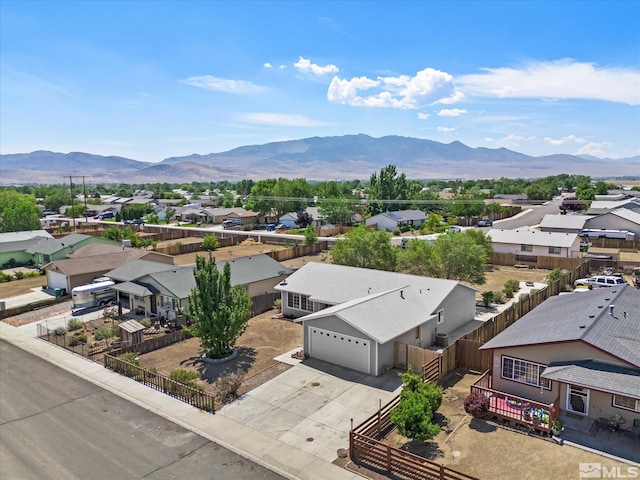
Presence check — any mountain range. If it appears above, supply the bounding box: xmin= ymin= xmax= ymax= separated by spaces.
xmin=1 ymin=134 xmax=638 ymax=184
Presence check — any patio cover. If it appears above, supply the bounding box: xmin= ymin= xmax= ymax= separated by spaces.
xmin=111 ymin=281 xmax=159 ymax=297
xmin=541 ymin=360 xmax=640 ymax=398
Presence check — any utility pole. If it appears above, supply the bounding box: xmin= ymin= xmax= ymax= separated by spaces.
xmin=66 ymin=176 xmax=76 ymax=230
xmin=65 ymin=175 xmax=90 ymax=229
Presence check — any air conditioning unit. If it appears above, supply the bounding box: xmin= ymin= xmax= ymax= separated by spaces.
xmin=436 ymin=333 xmax=449 ymax=348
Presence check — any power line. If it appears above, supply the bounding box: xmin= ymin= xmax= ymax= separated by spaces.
xmin=246 ymin=195 xmax=487 ymax=205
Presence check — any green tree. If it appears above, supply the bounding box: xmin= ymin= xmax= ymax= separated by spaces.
xmin=202 ymin=234 xmax=219 ymax=251
xmin=0 ymin=190 xmax=42 ymax=233
xmin=317 ymin=197 xmax=358 ymax=225
xmin=575 ymin=183 xmax=595 ymax=201
xmin=186 ymin=254 xmax=252 ymax=359
xmin=367 ymin=165 xmax=409 ymax=215
xmin=164 ymin=206 xmax=176 ymax=224
xmin=424 ymin=213 xmax=444 ymax=233
xmin=546 ymin=267 xmax=564 ymax=286
xmin=44 ymin=191 xmax=68 ymax=212
xmin=390 ymin=368 xmax=443 ymax=442
xmin=398 ymin=232 xmax=487 ymax=284
xmin=303 ymin=225 xmax=317 ymax=245
xmin=331 ymin=226 xmax=397 ymax=271
xmin=102 ymin=225 xmax=123 ymax=242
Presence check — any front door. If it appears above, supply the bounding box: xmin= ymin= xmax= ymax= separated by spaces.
xmin=566 ymin=385 xmax=590 ymax=415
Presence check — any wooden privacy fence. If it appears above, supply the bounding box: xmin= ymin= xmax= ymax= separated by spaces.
xmin=350 ymin=392 xmax=477 ymax=480
xmin=394 ymin=343 xmax=441 ymax=372
xmin=438 ymin=260 xmax=590 ymax=376
xmin=455 ymin=339 xmax=491 ymax=373
xmin=104 ymin=354 xmax=215 ymax=413
xmin=111 ymin=329 xmax=191 ymax=356
xmin=488 ymin=252 xmax=584 ymax=270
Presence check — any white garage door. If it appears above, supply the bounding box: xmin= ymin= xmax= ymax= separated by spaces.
xmin=308 ymin=326 xmax=370 ymax=374
xmin=47 ymin=271 xmax=68 ymax=290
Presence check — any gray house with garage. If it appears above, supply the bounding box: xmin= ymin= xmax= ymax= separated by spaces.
xmin=275 ymin=262 xmax=476 ymax=376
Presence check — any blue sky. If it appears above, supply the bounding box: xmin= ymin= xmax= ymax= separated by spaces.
xmin=1 ymin=1 xmax=639 ymax=163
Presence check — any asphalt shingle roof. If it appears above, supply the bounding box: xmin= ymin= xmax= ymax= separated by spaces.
xmin=539 ymin=214 xmax=593 ymax=230
xmin=487 ymin=228 xmax=579 ymax=248
xmin=481 ymin=285 xmax=640 ymax=368
xmin=105 ymin=259 xmax=176 ymax=282
xmin=277 ymin=263 xmax=474 ymax=343
xmin=26 ymin=233 xmax=91 ymax=255
xmin=541 ymin=360 xmax=640 ymax=398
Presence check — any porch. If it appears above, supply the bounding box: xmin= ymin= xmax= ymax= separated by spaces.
xmin=470 ymin=371 xmax=559 ymax=435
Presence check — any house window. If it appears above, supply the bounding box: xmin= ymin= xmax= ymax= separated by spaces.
xmin=160 ymin=295 xmax=177 ymax=310
xmin=133 ymin=295 xmax=144 ymax=301
xmin=613 ymin=395 xmax=640 ymax=413
xmin=437 ymin=309 xmax=444 ymax=324
xmin=548 ymin=246 xmax=561 ymax=255
xmin=520 ymin=244 xmax=533 ymax=252
xmin=501 ymin=356 xmax=551 ymax=389
xmin=287 ymin=292 xmax=313 ymax=312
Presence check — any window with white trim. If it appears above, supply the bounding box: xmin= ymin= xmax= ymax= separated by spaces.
xmin=521 ymin=244 xmax=533 ymax=252
xmin=160 ymin=295 xmax=177 ymax=310
xmin=287 ymin=292 xmax=313 ymax=312
xmin=548 ymin=246 xmax=561 ymax=255
xmin=501 ymin=356 xmax=551 ymax=389
xmin=613 ymin=395 xmax=640 ymax=412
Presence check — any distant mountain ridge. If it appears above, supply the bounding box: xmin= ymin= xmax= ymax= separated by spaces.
xmin=1 ymin=135 xmax=638 ymax=184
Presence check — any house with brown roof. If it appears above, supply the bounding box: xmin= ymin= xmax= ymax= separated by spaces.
xmin=43 ymin=244 xmax=173 ymax=293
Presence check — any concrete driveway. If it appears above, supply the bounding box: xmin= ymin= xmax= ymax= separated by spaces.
xmin=219 ymin=357 xmax=403 ymax=462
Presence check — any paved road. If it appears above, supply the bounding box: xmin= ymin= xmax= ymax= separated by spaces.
xmin=493 ymin=196 xmax=564 ymax=230
xmin=0 ymin=339 xmax=283 ymax=480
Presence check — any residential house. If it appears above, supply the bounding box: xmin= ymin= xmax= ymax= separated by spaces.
xmin=539 ymin=214 xmax=594 ymax=234
xmin=487 ymin=228 xmax=581 ymax=260
xmin=275 ymin=263 xmax=476 ymax=376
xmin=43 ymin=243 xmax=173 ymax=293
xmin=106 ymin=254 xmax=292 ymax=319
xmin=365 ymin=210 xmax=427 ymax=232
xmin=587 ymin=198 xmax=640 ymax=215
xmin=477 ymin=286 xmax=639 ymax=429
xmin=279 ymin=207 xmax=326 ymax=228
xmin=25 ymin=233 xmax=120 ymax=266
xmin=585 ymin=208 xmax=640 ymax=238
xmin=0 ymin=230 xmax=53 ymax=267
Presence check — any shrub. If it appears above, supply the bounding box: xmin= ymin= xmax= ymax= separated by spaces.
xmin=481 ymin=291 xmax=495 ymax=308
xmin=139 ymin=318 xmax=152 ymax=327
xmin=503 ymin=278 xmax=520 ymax=298
xmin=546 ymin=267 xmax=565 ymax=286
xmin=13 ymin=271 xmax=24 ymax=280
xmin=114 ymin=352 xmax=140 ymax=377
xmin=66 ymin=318 xmax=84 ymax=332
xmin=0 ymin=271 xmax=12 ymax=282
xmin=464 ymin=392 xmax=491 ymax=418
xmin=273 ymin=299 xmax=282 ymax=312
xmin=214 ymin=369 xmax=245 ymax=403
xmin=493 ymin=291 xmax=505 ymax=304
xmin=55 ymin=327 xmax=66 ymax=336
xmin=75 ymin=333 xmax=88 ymax=343
xmin=69 ymin=336 xmax=80 ymax=347
xmin=93 ymin=327 xmax=112 ymax=341
xmin=392 ymin=227 xmax=401 ymax=236
xmin=202 ymin=235 xmax=219 ymax=251
xmin=169 ymin=369 xmax=204 ymax=392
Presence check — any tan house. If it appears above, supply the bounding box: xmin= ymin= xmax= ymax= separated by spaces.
xmin=473 ymin=286 xmax=639 ymax=435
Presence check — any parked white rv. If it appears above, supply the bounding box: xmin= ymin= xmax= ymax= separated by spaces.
xmin=71 ymin=281 xmax=117 ymax=309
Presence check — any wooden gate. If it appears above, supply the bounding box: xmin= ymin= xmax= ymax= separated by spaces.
xmin=394 ymin=343 xmax=440 ymax=372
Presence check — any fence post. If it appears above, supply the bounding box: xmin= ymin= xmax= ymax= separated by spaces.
xmin=386 ymin=444 xmax=392 ymax=474
xmin=440 ymin=463 xmax=445 ymax=480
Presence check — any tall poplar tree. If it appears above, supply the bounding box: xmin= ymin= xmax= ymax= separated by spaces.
xmin=186 ymin=254 xmax=252 ymax=359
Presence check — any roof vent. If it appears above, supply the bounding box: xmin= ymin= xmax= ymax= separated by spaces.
xmin=400 ymin=290 xmax=405 ymax=299
xmin=609 ymin=304 xmax=615 ymax=316
xmin=579 ymin=325 xmax=586 ymax=329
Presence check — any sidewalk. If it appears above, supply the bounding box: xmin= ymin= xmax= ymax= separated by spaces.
xmin=0 ymin=321 xmax=364 ymax=480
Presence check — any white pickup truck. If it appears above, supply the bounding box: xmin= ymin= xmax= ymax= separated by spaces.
xmin=574 ymin=275 xmax=627 ymax=288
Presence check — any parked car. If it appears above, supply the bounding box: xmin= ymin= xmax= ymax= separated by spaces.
xmin=221 ymin=220 xmax=240 ymax=229
xmin=448 ymin=226 xmax=462 ymax=233
xmin=265 ymin=224 xmax=276 ymax=231
xmin=574 ymin=275 xmax=627 ymax=288
xmin=477 ymin=218 xmax=493 ymax=227
xmin=275 ymin=224 xmax=290 ymax=230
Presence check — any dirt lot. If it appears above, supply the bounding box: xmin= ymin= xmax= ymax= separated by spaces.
xmin=170 ymin=238 xmax=291 ymax=265
xmin=0 ymin=275 xmax=45 ymax=298
xmin=343 ymin=370 xmax=612 ymax=480
xmin=138 ymin=309 xmax=302 ymax=398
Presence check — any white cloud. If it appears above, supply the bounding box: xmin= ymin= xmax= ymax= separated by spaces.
xmin=294 ymin=57 xmax=339 ymax=76
xmin=264 ymin=62 xmax=273 ymax=69
xmin=437 ymin=127 xmax=456 ymax=132
xmin=457 ymin=59 xmax=640 ymax=105
xmin=575 ymin=141 xmax=612 ymax=157
xmin=417 ymin=113 xmax=431 ymax=120
xmin=438 ymin=108 xmax=467 ymax=117
xmin=238 ymin=112 xmax=328 ymax=127
xmin=279 ymin=65 xmax=287 ymax=70
xmin=182 ymin=75 xmax=268 ymax=94
xmin=485 ymin=134 xmax=537 ymax=147
xmin=544 ymin=134 xmax=588 ymax=146
xmin=327 ymin=67 xmax=463 ymax=109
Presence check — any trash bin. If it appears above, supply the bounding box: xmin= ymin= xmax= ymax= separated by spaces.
xmin=61 ymin=288 xmax=67 ymax=296
xmin=54 ymin=288 xmax=62 ymax=297
xmin=436 ymin=333 xmax=449 ymax=347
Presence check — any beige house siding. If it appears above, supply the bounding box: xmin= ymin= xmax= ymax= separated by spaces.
xmin=489 ymin=342 xmax=636 ymax=415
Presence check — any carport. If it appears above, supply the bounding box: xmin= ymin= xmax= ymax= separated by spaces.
xmin=111 ymin=282 xmax=159 ymax=317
